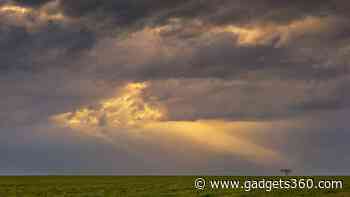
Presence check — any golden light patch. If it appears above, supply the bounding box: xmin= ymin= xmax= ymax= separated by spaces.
xmin=0 ymin=3 xmax=66 ymax=25
xmin=0 ymin=5 xmax=32 ymax=15
xmin=40 ymin=12 xmax=65 ymax=21
xmin=214 ymin=26 xmax=266 ymax=45
xmin=211 ymin=16 xmax=328 ymax=46
xmin=142 ymin=121 xmax=283 ymax=163
xmin=51 ymin=82 xmax=284 ymax=164
xmin=52 ymin=82 xmax=166 ymax=130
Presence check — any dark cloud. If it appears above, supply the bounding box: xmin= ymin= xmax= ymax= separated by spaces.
xmin=55 ymin=0 xmax=190 ymax=28
xmin=86 ymin=31 xmax=349 ymax=82
xmin=1 ymin=0 xmax=349 ymax=80
xmin=146 ymin=79 xmax=347 ymax=121
xmin=8 ymin=0 xmax=346 ymax=27
xmin=13 ymin=0 xmax=51 ymax=7
xmin=1 ymin=0 xmax=349 ymax=117
xmin=0 ymin=22 xmax=96 ymax=73
xmin=1 ymin=0 xmax=350 ymax=175
xmin=292 ymin=77 xmax=350 ymax=111
xmin=163 ymin=0 xmax=332 ymax=26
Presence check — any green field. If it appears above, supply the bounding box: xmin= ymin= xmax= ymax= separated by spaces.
xmin=0 ymin=176 xmax=348 ymax=197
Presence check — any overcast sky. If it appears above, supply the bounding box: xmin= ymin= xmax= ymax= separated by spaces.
xmin=1 ymin=0 xmax=350 ymax=175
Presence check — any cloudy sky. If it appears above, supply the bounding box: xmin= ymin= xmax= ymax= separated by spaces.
xmin=1 ymin=0 xmax=350 ymax=175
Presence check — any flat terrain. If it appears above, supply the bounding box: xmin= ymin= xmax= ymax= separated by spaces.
xmin=0 ymin=176 xmax=348 ymax=196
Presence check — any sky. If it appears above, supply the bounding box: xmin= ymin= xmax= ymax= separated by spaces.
xmin=1 ymin=0 xmax=350 ymax=175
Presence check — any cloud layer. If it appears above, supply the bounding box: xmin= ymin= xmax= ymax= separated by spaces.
xmin=1 ymin=0 xmax=350 ymax=175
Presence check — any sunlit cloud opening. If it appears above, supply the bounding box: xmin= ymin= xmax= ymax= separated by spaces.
xmin=211 ymin=16 xmax=328 ymax=46
xmin=0 ymin=5 xmax=32 ymax=15
xmin=0 ymin=1 xmax=67 ymax=29
xmin=52 ymin=82 xmax=166 ymax=129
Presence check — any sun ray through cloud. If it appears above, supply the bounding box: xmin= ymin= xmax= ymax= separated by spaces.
xmin=51 ymin=82 xmax=285 ymax=165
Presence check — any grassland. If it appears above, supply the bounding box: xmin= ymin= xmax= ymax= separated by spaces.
xmin=0 ymin=176 xmax=348 ymax=197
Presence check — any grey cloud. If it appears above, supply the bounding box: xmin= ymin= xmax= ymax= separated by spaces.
xmin=0 ymin=22 xmax=96 ymax=73
xmin=144 ymin=77 xmax=350 ymax=121
xmin=165 ymin=0 xmax=331 ymax=26
xmin=0 ymin=125 xmax=146 ymax=174
xmin=1 ymin=0 xmax=350 ymax=175
xmin=87 ymin=31 xmax=349 ymax=82
xmin=13 ymin=0 xmax=51 ymax=7
xmin=2 ymin=0 xmax=349 ymax=123
xmin=292 ymin=77 xmax=350 ymax=111
xmin=8 ymin=0 xmax=347 ymax=28
xmin=1 ymin=0 xmax=349 ymax=81
xmin=145 ymin=79 xmax=305 ymax=121
xmin=0 ymin=69 xmax=119 ymax=128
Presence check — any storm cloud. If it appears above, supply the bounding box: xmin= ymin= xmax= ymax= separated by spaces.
xmin=1 ymin=0 xmax=350 ymax=175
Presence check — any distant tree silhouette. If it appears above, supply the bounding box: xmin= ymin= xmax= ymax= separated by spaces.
xmin=280 ymin=169 xmax=292 ymax=176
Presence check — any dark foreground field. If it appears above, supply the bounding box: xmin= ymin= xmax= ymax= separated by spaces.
xmin=0 ymin=176 xmax=348 ymax=197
